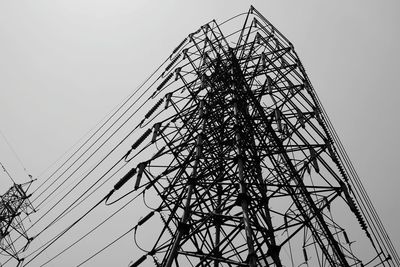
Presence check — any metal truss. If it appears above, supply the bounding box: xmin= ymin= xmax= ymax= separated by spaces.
xmin=0 ymin=181 xmax=35 ymax=265
xmin=109 ymin=6 xmax=397 ymax=267
xmin=122 ymin=6 xmax=399 ymax=267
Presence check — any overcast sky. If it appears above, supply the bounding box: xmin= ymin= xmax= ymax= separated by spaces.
xmin=0 ymin=0 xmax=399 ymax=266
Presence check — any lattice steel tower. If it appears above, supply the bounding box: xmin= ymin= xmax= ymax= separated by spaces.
xmin=0 ymin=180 xmax=35 ymax=265
xmin=116 ymin=6 xmax=399 ymax=267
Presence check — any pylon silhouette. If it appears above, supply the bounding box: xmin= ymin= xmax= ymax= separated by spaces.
xmin=0 ymin=180 xmax=35 ymax=265
xmin=121 ymin=6 xmax=399 ymax=267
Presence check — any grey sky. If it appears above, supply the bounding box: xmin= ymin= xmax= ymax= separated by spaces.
xmin=0 ymin=1 xmax=399 ymax=266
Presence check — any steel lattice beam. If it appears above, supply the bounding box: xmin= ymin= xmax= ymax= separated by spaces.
xmin=121 ymin=6 xmax=395 ymax=267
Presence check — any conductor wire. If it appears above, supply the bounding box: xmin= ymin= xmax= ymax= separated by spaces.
xmin=0 ymin=161 xmax=15 ymax=184
xmin=38 ymin=189 xmax=146 ymax=266
xmin=32 ymin=53 xmax=173 ymax=205
xmin=0 ymin=128 xmax=32 ymax=181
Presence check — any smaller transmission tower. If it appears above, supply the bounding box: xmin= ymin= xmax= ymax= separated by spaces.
xmin=0 ymin=181 xmax=35 ymax=265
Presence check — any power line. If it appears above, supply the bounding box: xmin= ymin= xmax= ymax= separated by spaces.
xmin=0 ymin=161 xmax=15 ymax=184
xmin=22 ymin=190 xmax=113 ymax=266
xmin=0 ymin=128 xmax=32 ymax=181
xmin=39 ymin=184 xmax=146 ymax=266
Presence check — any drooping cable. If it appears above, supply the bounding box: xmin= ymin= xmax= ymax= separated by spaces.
xmin=75 ymin=224 xmax=137 ymax=267
xmin=0 ymin=161 xmax=16 ymax=184
xmin=27 ymin=69 xmax=174 ymax=233
xmin=38 ymin=188 xmax=145 ymax=266
xmin=32 ymin=54 xmax=171 ymax=206
xmin=22 ymin=190 xmax=113 ymax=266
xmin=0 ymin=128 xmax=32 ymax=181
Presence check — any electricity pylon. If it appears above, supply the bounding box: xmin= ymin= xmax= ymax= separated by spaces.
xmin=0 ymin=180 xmax=35 ymax=265
xmin=120 ymin=6 xmax=398 ymax=266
